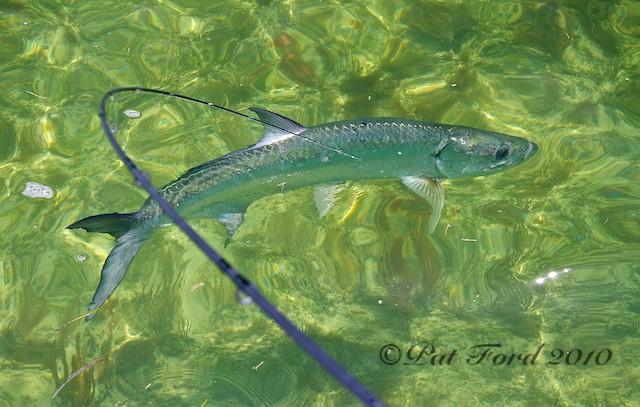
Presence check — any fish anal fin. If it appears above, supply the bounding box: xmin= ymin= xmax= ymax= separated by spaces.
xmin=218 ymin=212 xmax=244 ymax=247
xmin=313 ymin=184 xmax=345 ymax=218
xmin=249 ymin=107 xmax=306 ymax=147
xmin=401 ymin=176 xmax=444 ymax=233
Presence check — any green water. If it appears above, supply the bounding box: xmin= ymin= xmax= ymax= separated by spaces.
xmin=1 ymin=0 xmax=640 ymax=405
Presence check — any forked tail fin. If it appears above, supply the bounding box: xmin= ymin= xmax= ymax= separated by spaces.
xmin=67 ymin=212 xmax=138 ymax=238
xmin=67 ymin=212 xmax=149 ymax=319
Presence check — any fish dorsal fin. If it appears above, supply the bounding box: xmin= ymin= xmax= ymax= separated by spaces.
xmin=250 ymin=107 xmax=306 ymax=148
xmin=401 ymin=176 xmax=444 ymax=233
xmin=313 ymin=184 xmax=345 ymax=218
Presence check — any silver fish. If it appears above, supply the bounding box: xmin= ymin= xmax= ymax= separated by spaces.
xmin=68 ymin=108 xmax=537 ymax=315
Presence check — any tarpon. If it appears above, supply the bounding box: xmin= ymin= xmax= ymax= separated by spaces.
xmin=68 ymin=108 xmax=537 ymax=315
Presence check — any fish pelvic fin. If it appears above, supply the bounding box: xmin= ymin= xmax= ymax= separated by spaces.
xmin=314 ymin=184 xmax=345 ymax=218
xmin=402 ymin=176 xmax=445 ymax=233
xmin=85 ymin=228 xmax=149 ymax=319
xmin=67 ymin=212 xmax=139 ymax=238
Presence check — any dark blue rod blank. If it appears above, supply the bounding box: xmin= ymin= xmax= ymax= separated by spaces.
xmin=97 ymin=87 xmax=386 ymax=407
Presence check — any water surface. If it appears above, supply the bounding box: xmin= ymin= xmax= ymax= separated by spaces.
xmin=1 ymin=0 xmax=639 ymax=405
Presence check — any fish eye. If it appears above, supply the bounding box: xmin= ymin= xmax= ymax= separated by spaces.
xmin=495 ymin=145 xmax=510 ymax=160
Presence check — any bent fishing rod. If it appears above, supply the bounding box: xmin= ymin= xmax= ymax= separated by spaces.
xmin=97 ymin=86 xmax=384 ymax=407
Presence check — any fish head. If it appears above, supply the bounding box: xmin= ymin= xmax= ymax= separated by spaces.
xmin=434 ymin=127 xmax=537 ymax=178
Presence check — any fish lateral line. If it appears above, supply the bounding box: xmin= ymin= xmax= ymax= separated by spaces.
xmin=108 ymin=87 xmax=361 ymax=161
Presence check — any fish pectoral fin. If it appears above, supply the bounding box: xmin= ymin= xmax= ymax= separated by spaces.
xmin=249 ymin=107 xmax=306 ymax=148
xmin=401 ymin=176 xmax=444 ymax=233
xmin=218 ymin=212 xmax=244 ymax=247
xmin=313 ymin=184 xmax=345 ymax=218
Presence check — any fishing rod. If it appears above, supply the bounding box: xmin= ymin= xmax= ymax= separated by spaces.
xmin=97 ymin=87 xmax=384 ymax=407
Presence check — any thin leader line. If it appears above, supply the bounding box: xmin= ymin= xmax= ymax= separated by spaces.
xmin=111 ymin=86 xmax=361 ymax=161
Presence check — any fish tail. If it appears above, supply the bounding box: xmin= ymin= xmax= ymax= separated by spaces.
xmin=67 ymin=212 xmax=139 ymax=238
xmin=67 ymin=212 xmax=150 ymax=319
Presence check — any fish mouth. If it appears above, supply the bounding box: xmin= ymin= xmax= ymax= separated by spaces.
xmin=524 ymin=141 xmax=538 ymax=160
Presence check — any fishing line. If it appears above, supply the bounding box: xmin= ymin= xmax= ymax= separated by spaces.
xmin=108 ymin=86 xmax=361 ymax=160
xmin=97 ymin=87 xmax=384 ymax=407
